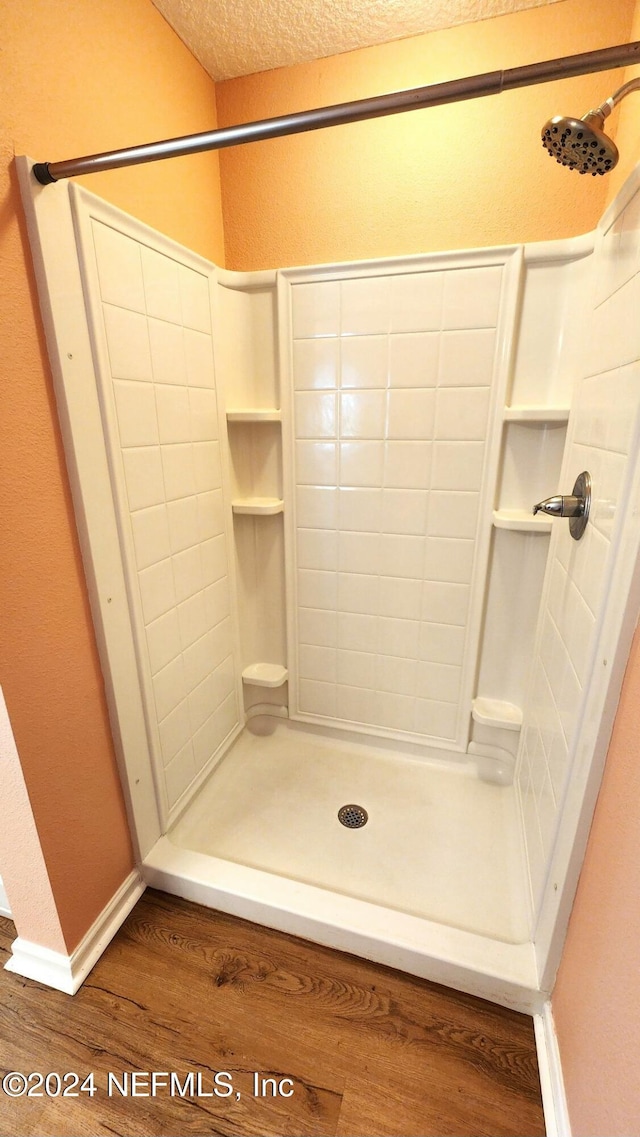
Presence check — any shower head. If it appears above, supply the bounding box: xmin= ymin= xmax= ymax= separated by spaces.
xmin=541 ymin=77 xmax=640 ymax=175
xmin=541 ymin=112 xmax=618 ymax=175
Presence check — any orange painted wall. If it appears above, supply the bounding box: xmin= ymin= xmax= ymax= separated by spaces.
xmin=552 ymin=8 xmax=640 ymax=1133
xmin=553 ymin=628 xmax=640 ymax=1135
xmin=0 ymin=0 xmax=224 ymax=951
xmin=216 ymin=0 xmax=636 ymax=272
xmin=605 ymin=1 xmax=640 ymax=205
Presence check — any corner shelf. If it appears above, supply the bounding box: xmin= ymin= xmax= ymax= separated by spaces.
xmin=226 ymin=408 xmax=282 ymax=422
xmin=242 ymin=663 xmax=288 ymax=688
xmin=217 ymin=280 xmax=287 ymax=716
xmin=232 ymin=497 xmax=284 ymax=515
xmin=504 ymin=405 xmax=570 ymax=423
xmin=492 ymin=509 xmax=551 ymax=533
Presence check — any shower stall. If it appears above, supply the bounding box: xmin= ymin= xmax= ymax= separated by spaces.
xmin=17 ymin=150 xmax=640 ymax=1012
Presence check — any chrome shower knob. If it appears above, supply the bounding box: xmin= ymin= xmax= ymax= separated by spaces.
xmin=533 ymin=471 xmax=591 ymax=541
xmin=533 ymin=494 xmax=582 ymax=518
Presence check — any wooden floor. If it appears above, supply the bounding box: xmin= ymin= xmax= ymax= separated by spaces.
xmin=0 ymin=890 xmax=545 ymax=1137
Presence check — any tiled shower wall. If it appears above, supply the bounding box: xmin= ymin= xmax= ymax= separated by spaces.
xmin=85 ymin=217 xmax=239 ymax=817
xmin=518 ymin=185 xmax=640 ymax=915
xmin=289 ymin=264 xmax=506 ymax=745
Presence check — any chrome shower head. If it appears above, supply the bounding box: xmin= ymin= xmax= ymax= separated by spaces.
xmin=541 ymin=113 xmax=618 ymax=175
xmin=541 ymin=77 xmax=640 ymax=175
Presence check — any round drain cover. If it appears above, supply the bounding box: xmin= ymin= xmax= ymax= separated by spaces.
xmin=338 ymin=804 xmax=368 ymax=828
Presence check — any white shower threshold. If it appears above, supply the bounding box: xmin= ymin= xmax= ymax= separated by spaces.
xmin=143 ymin=718 xmax=542 ymax=1013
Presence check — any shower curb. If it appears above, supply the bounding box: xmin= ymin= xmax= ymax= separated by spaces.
xmin=144 ymin=837 xmax=544 ymax=1015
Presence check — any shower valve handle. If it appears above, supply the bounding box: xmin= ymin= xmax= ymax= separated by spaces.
xmin=533 ymin=494 xmax=583 ymax=518
xmin=532 ymin=471 xmax=591 ymax=541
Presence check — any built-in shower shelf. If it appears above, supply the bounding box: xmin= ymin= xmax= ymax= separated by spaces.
xmin=492 ymin=509 xmax=552 ymax=533
xmin=503 ymin=405 xmax=570 ymax=423
xmin=232 ymin=497 xmax=284 ymax=515
xmin=242 ymin=663 xmax=288 ymax=688
xmin=472 ymin=697 xmax=523 ymax=731
xmin=226 ymin=409 xmax=282 ymax=422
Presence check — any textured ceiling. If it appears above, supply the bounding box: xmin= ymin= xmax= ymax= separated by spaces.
xmin=152 ymin=0 xmax=563 ymax=82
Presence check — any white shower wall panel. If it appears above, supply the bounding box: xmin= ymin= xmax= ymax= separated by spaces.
xmin=518 ymin=182 xmax=640 ymax=915
xmin=286 ymin=255 xmax=519 ymax=748
xmin=72 ymin=193 xmax=241 ymax=823
xmin=24 ymin=158 xmax=640 ymax=1007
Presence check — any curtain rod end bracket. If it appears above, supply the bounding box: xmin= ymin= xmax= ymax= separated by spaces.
xmin=32 ymin=162 xmax=57 ymax=185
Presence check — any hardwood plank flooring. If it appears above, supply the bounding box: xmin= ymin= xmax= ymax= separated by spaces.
xmin=0 ymin=890 xmax=545 ymax=1137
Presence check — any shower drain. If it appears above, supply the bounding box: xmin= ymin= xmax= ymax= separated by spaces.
xmin=338 ymin=804 xmax=368 ymax=829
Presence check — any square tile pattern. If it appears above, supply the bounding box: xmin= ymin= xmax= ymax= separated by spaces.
xmin=88 ymin=204 xmax=640 ymax=927
xmin=291 ymin=266 xmax=503 ymax=741
xmin=517 ymin=189 xmax=640 ymax=915
xmin=92 ymin=220 xmax=238 ymax=812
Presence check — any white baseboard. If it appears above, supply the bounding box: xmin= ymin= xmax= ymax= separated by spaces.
xmin=534 ymin=1002 xmax=572 ymax=1137
xmin=4 ymin=870 xmax=145 ymax=994
xmin=0 ymin=876 xmax=12 ymax=918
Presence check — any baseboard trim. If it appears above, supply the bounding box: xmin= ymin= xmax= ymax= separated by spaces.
xmin=534 ymin=1002 xmax=572 ymax=1137
xmin=4 ymin=870 xmax=145 ymax=994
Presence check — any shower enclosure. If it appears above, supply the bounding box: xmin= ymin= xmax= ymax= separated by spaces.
xmin=17 ymin=154 xmax=640 ymax=1012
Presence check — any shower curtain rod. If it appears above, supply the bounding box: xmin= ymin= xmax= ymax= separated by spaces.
xmin=32 ymin=41 xmax=640 ymax=185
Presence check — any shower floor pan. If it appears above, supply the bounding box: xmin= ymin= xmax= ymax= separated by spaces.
xmin=144 ymin=718 xmax=540 ymax=1011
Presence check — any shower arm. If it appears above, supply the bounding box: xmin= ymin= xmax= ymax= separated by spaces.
xmin=32 ymin=41 xmax=640 ymax=185
xmin=582 ymin=74 xmax=640 ymax=127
